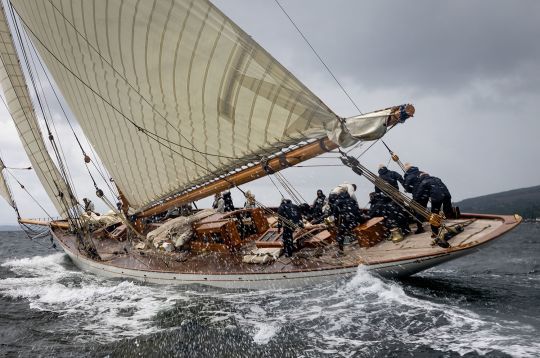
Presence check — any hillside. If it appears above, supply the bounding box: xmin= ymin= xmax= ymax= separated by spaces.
xmin=456 ymin=185 xmax=540 ymax=218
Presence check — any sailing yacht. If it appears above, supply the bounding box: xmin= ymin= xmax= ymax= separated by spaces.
xmin=0 ymin=0 xmax=521 ymax=289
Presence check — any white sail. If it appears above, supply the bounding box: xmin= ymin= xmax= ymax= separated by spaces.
xmin=10 ymin=0 xmax=342 ymax=210
xmin=0 ymin=158 xmax=15 ymax=208
xmin=0 ymin=4 xmax=72 ymax=218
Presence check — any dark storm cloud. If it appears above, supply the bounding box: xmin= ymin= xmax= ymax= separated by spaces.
xmin=216 ymin=0 xmax=540 ymax=96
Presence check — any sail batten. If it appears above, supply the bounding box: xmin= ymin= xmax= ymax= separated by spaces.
xmin=11 ymin=0 xmax=340 ymax=210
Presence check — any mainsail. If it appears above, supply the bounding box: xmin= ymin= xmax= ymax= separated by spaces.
xmin=10 ymin=0 xmax=344 ymax=211
xmin=0 ymin=4 xmax=73 ymax=218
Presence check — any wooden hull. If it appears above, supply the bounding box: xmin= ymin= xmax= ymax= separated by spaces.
xmin=50 ymin=213 xmax=521 ymax=289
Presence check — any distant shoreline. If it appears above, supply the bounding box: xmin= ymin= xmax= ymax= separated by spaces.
xmin=0 ymin=226 xmax=22 ymax=231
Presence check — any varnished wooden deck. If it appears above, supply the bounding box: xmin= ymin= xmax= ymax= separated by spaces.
xmin=52 ymin=213 xmax=519 ymax=276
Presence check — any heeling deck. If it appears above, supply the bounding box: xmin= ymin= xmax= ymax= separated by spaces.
xmin=52 ymin=216 xmax=510 ymax=276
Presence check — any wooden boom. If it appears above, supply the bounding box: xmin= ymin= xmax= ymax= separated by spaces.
xmin=19 ymin=218 xmax=69 ymax=229
xmin=136 ymin=104 xmax=414 ymax=218
xmin=137 ymin=137 xmax=338 ymax=218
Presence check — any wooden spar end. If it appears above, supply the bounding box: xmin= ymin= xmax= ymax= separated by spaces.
xmin=51 ymin=221 xmax=69 ymax=229
xmin=18 ymin=218 xmax=69 ymax=229
xmin=388 ymin=104 xmax=415 ymax=127
xmin=18 ymin=218 xmax=50 ymax=226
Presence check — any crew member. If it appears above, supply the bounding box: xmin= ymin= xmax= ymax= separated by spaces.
xmin=212 ymin=193 xmax=221 ymax=210
xmin=368 ymin=192 xmax=387 ymax=218
xmin=368 ymin=192 xmax=411 ymax=236
xmin=403 ymin=163 xmax=422 ymax=194
xmin=222 ymin=190 xmax=235 ymax=212
xmin=179 ymin=203 xmax=193 ymax=216
xmin=244 ymin=190 xmax=256 ymax=209
xmin=82 ymin=198 xmax=95 ymax=215
xmin=163 ymin=206 xmax=180 ymax=220
xmin=414 ymin=173 xmax=454 ymax=234
xmin=376 ymin=164 xmax=404 ymax=193
xmin=330 ymin=182 xmax=358 ymax=203
xmin=277 ymin=198 xmax=304 ymax=257
xmin=333 ymin=190 xmax=363 ymax=252
xmin=404 ymin=163 xmax=426 ymax=233
xmin=311 ymin=189 xmax=326 ymax=223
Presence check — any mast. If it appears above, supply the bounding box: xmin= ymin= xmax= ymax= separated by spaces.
xmin=137 ymin=104 xmax=414 ymax=218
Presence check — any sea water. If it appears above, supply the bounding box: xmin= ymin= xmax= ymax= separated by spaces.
xmin=0 ymin=224 xmax=538 ymax=357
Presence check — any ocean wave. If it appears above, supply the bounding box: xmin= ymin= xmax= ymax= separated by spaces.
xmin=1 ymin=254 xmax=539 ymax=356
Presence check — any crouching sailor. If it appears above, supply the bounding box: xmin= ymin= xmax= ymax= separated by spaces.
xmin=277 ymin=198 xmax=304 ymax=257
xmin=414 ymin=173 xmax=454 ymax=234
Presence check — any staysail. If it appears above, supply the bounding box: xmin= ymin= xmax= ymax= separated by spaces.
xmin=0 ymin=157 xmax=15 ymax=209
xmin=9 ymin=0 xmax=344 ymax=211
xmin=0 ymin=4 xmax=73 ymax=218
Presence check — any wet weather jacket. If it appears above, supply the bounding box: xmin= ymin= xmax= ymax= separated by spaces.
xmin=403 ymin=166 xmax=422 ymax=193
xmin=375 ymin=167 xmax=404 ymax=193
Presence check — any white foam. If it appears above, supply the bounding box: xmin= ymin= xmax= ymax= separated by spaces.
xmin=1 ymin=254 xmax=539 ymax=356
xmin=252 ymin=322 xmax=279 ymax=344
xmin=201 ymin=267 xmax=540 ymax=357
xmin=1 ymin=253 xmax=179 ymax=342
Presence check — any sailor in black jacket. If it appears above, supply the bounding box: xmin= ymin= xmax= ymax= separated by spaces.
xmin=375 ymin=165 xmax=404 ymax=193
xmin=403 ymin=163 xmax=422 ymax=194
xmin=368 ymin=192 xmax=411 ymax=235
xmin=222 ymin=191 xmax=235 ymax=212
xmin=277 ymin=199 xmax=303 ymax=257
xmin=414 ymin=174 xmax=454 ymax=234
xmin=310 ymin=189 xmax=326 ymax=223
xmin=333 ymin=191 xmax=363 ymax=251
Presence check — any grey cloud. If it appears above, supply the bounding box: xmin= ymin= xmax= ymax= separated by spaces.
xmin=216 ymin=0 xmax=540 ymax=96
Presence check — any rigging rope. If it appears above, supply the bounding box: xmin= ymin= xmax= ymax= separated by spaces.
xmin=22 ymin=26 xmax=80 ymax=201
xmin=7 ymin=4 xmax=81 ymax=229
xmin=273 ymin=0 xmax=363 ymax=115
xmin=22 ymin=28 xmax=119 ymax=200
xmin=6 ymin=170 xmax=54 ymax=220
xmin=381 ymin=140 xmax=406 ymax=172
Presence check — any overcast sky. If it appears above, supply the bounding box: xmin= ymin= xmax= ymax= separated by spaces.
xmin=1 ymin=0 xmax=539 ymax=225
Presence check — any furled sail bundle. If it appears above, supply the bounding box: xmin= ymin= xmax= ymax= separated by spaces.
xmin=9 ymin=0 xmax=346 ymax=211
xmin=0 ymin=157 xmax=15 ymax=209
xmin=0 ymin=6 xmax=73 ymax=218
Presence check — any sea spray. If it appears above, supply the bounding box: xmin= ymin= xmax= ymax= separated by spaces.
xmin=1 ymin=249 xmax=539 ymax=356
